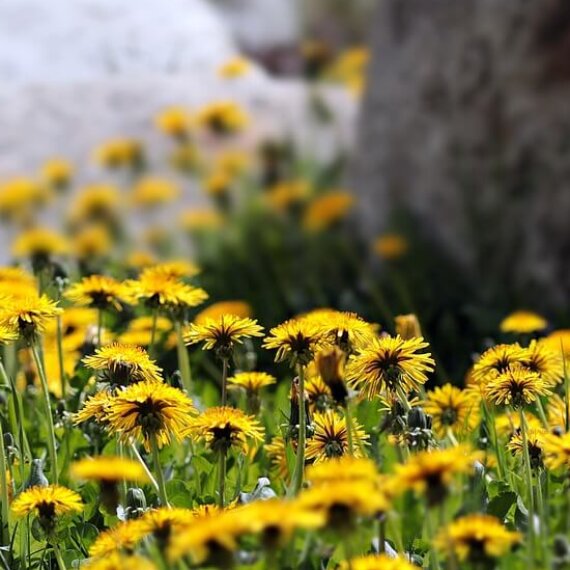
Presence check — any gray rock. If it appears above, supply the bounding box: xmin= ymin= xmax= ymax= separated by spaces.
xmin=353 ymin=0 xmax=570 ymax=307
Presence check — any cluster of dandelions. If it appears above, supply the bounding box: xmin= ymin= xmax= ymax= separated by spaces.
xmin=1 ymin=251 xmax=567 ymax=570
xmin=0 ymin=45 xmax=569 ymax=570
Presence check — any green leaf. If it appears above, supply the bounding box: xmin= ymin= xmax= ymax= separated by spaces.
xmin=487 ymin=491 xmax=516 ymax=519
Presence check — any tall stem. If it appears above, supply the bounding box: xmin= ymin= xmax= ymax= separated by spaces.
xmin=150 ymin=435 xmax=169 ymax=507
xmin=30 ymin=342 xmax=58 ymax=484
xmin=51 ymin=543 xmax=66 ymax=570
xmin=175 ymin=321 xmax=193 ymax=393
xmin=0 ymin=419 xmax=11 ymax=548
xmin=520 ymin=408 xmax=536 ymax=568
xmin=221 ymin=358 xmax=229 ymax=406
xmin=291 ymin=364 xmax=306 ymax=495
xmin=217 ymin=449 xmax=227 ymax=508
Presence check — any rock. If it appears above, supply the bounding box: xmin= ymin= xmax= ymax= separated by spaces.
xmin=353 ymin=0 xmax=570 ymax=307
xmin=0 ymin=0 xmax=234 ymax=84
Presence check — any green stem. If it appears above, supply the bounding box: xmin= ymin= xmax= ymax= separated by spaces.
xmin=175 ymin=321 xmax=193 ymax=393
xmin=482 ymin=399 xmax=505 ymax=479
xmin=221 ymin=358 xmax=229 ymax=407
xmin=377 ymin=517 xmax=386 ymax=554
xmin=30 ymin=342 xmax=58 ymax=484
xmin=150 ymin=435 xmax=169 ymax=507
xmin=425 ymin=507 xmax=440 ymax=570
xmin=0 ymin=419 xmax=11 ymax=548
xmin=0 ymin=360 xmax=29 ymax=479
xmin=290 ymin=364 xmax=306 ymax=496
xmin=519 ymin=408 xmax=536 ymax=568
xmin=51 ymin=543 xmax=66 ymax=570
xmin=129 ymin=442 xmax=160 ymax=494
xmin=217 ymin=449 xmax=227 ymax=508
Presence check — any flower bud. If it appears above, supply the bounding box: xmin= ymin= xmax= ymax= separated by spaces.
xmin=395 ymin=314 xmax=422 ymax=340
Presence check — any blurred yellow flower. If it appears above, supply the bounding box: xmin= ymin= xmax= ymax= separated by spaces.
xmin=0 ymin=177 xmax=51 ymax=223
xmin=500 ymin=310 xmax=547 ymax=334
xmin=69 ymin=184 xmax=121 ymax=226
xmin=155 ymin=106 xmax=194 ymax=139
xmin=12 ymin=227 xmax=68 ymax=259
xmin=202 ymin=169 xmax=234 ymax=197
xmin=194 ymin=301 xmax=252 ymax=324
xmin=303 ymin=191 xmax=354 ymax=231
xmin=41 ymin=158 xmax=73 ymax=188
xmin=197 ymin=101 xmax=249 ymax=134
xmin=266 ymin=179 xmax=310 ymax=211
xmin=94 ymin=138 xmax=144 ymax=169
xmin=179 ymin=208 xmax=224 ymax=232
xmin=131 ymin=177 xmax=179 ymax=208
xmin=394 ymin=313 xmax=422 ymax=340
xmin=73 ymin=224 xmax=112 ymax=260
xmin=373 ymin=233 xmax=408 ymax=260
xmin=217 ymin=56 xmax=252 ymax=79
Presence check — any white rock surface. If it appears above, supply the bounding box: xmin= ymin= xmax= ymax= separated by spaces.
xmin=0 ymin=0 xmax=235 ymax=84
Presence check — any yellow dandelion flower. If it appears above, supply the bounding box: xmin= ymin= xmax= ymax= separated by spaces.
xmin=41 ymin=158 xmax=73 ymax=188
xmin=187 ymin=406 xmax=264 ymax=453
xmin=126 ymin=250 xmax=156 ymax=270
xmin=202 ymin=169 xmax=234 ymax=197
xmin=547 ymin=393 xmax=568 ymax=432
xmin=265 ymin=435 xmax=289 ymax=479
xmin=266 ymin=179 xmax=310 ymax=211
xmin=217 ymin=56 xmax=252 ymax=79
xmin=151 ymin=260 xmax=200 ymax=280
xmin=373 ymin=234 xmax=408 ymax=260
xmin=89 ymin=519 xmax=146 ymax=558
xmin=131 ymin=177 xmax=179 ymax=208
xmin=306 ymin=410 xmax=369 ymax=463
xmin=263 ymin=318 xmax=327 ymax=367
xmin=169 ymin=143 xmax=201 ymax=173
xmin=0 ymin=177 xmax=51 ymax=223
xmin=155 ymin=106 xmax=194 ymax=139
xmin=394 ymin=446 xmax=481 ymax=505
xmin=65 ymin=275 xmax=127 ymax=311
xmin=297 ymin=480 xmax=389 ymax=531
xmin=71 ymin=456 xmax=149 ymax=484
xmin=484 ymin=365 xmax=550 ymax=408
xmin=94 ymin=138 xmax=144 ymax=170
xmin=12 ymin=485 xmax=82 ymax=534
xmin=394 ymin=313 xmax=422 ymax=340
xmin=106 ymin=381 xmax=197 ymax=451
xmin=346 ymin=335 xmax=435 ymax=398
xmin=435 ymin=514 xmax=521 ymax=562
xmin=471 ymin=343 xmax=528 ymax=384
xmin=306 ymin=456 xmax=379 ymax=487
xmin=305 ymin=372 xmax=333 ymax=412
xmin=73 ymin=224 xmax=112 ymax=260
xmin=74 ymin=390 xmax=113 ymax=425
xmin=521 ymin=339 xmax=564 ymax=386
xmin=0 ymin=294 xmax=62 ymax=340
xmin=136 ymin=507 xmax=195 ymax=548
xmin=69 ymin=184 xmax=121 ymax=226
xmin=197 ymin=101 xmax=249 ymax=134
xmin=500 ymin=310 xmax=547 ymax=334
xmin=83 ymin=553 xmax=157 ymax=570
xmin=167 ymin=508 xmax=251 ymax=564
xmin=238 ymin=499 xmax=324 ymax=547
xmin=507 ymin=428 xmax=547 ymax=469
xmin=338 ymin=555 xmax=415 ymax=570
xmin=227 ymin=371 xmax=276 ymax=393
xmin=541 ymin=329 xmax=570 ymax=361
xmin=119 ymin=316 xmax=173 ymax=348
xmin=124 ymin=268 xmax=207 ymax=312
xmin=83 ymin=343 xmax=162 ymax=386
xmin=495 ymin=410 xmax=542 ymax=439
xmin=423 ymin=384 xmax=480 ymax=438
xmin=179 ymin=208 xmax=224 ymax=232
xmin=213 ymin=150 xmax=250 ymax=177
xmin=302 ymin=191 xmax=354 ymax=232
xmin=194 ymin=301 xmax=252 ymax=324
xmin=544 ymin=432 xmax=570 ymax=471
xmin=12 ymin=227 xmax=68 ymax=259
xmin=185 ymin=315 xmax=263 ymax=359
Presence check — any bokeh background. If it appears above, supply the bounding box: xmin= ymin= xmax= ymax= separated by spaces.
xmin=0 ymin=0 xmax=568 ymax=383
